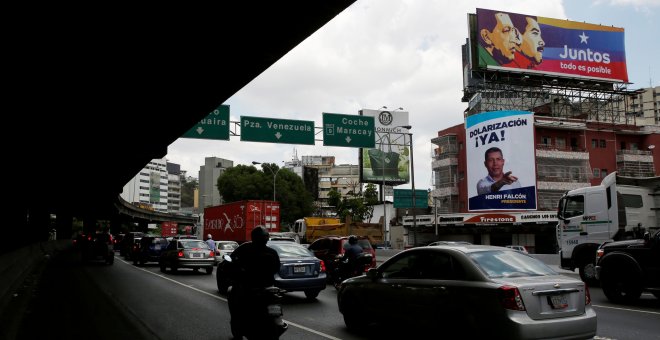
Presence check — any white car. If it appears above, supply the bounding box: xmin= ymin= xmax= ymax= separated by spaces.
xmin=506 ymin=245 xmax=529 ymax=254
xmin=214 ymin=240 xmax=239 ymax=263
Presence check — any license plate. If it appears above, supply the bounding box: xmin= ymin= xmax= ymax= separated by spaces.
xmin=192 ymin=253 xmax=201 ymax=258
xmin=293 ymin=266 xmax=306 ymax=273
xmin=548 ymin=294 xmax=568 ymax=309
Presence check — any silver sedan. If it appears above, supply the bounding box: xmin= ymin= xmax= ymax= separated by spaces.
xmin=337 ymin=245 xmax=596 ymax=339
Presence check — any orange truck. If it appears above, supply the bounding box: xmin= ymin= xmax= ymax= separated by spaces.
xmin=203 ymin=200 xmax=280 ymax=243
xmin=293 ymin=216 xmax=383 ymax=244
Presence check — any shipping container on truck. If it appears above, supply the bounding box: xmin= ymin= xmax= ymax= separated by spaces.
xmin=203 ymin=200 xmax=280 ymax=243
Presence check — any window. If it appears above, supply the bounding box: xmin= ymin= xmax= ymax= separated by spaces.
xmin=599 ymin=139 xmax=606 ymax=148
xmin=622 ymin=194 xmax=643 ymax=208
xmin=621 ymin=141 xmax=626 ymax=150
xmin=380 ymin=251 xmax=464 ymax=280
xmin=601 ymin=169 xmax=607 ymax=177
xmin=556 ymin=137 xmax=566 ymax=149
xmin=591 ymin=139 xmax=597 ymax=148
xmin=542 ymin=136 xmax=551 ymax=146
xmin=593 ymin=168 xmax=600 ymax=178
xmin=563 ymin=195 xmax=584 ymax=218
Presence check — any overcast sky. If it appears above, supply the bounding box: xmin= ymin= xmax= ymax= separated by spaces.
xmin=166 ymin=0 xmax=660 ymax=191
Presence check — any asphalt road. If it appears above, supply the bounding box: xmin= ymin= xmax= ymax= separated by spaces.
xmin=3 ymin=246 xmax=659 ymax=340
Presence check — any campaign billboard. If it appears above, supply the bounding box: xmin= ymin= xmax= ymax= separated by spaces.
xmin=472 ymin=8 xmax=628 ymax=82
xmin=466 ymin=110 xmax=537 ymax=211
xmin=359 ymin=109 xmax=410 ymax=185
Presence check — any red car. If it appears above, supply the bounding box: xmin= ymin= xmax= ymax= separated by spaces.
xmin=308 ymin=235 xmax=376 ymax=280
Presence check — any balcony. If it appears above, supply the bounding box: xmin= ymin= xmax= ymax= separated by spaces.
xmin=432 ymin=157 xmax=458 ymax=170
xmin=536 ymin=145 xmax=589 ymax=160
xmin=430 ymin=186 xmax=459 ymax=198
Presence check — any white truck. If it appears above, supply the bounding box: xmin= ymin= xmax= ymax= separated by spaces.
xmin=556 ymin=171 xmax=660 ymax=283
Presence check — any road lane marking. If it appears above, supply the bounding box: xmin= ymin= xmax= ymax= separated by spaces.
xmin=120 ymin=256 xmax=343 ymax=339
xmin=593 ymin=304 xmax=660 ymax=315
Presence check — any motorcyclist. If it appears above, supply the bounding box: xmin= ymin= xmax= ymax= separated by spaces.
xmin=340 ymin=235 xmax=364 ymax=276
xmin=227 ymin=226 xmax=281 ymax=339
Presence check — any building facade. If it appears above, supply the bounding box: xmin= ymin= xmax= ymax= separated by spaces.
xmin=166 ymin=163 xmax=182 ymax=214
xmin=199 ymin=157 xmax=234 ymax=210
xmin=423 ymin=93 xmax=660 ymax=253
xmin=121 ymin=158 xmax=169 ymax=213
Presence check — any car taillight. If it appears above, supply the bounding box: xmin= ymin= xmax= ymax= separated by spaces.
xmin=209 ymin=251 xmax=214 ymax=257
xmin=498 ymin=285 xmax=526 ymax=311
xmin=596 ymin=249 xmax=604 ymax=261
xmin=585 ymin=285 xmax=591 ymax=305
xmin=178 ymin=251 xmax=184 ymax=258
xmin=320 ymin=260 xmax=326 ymax=273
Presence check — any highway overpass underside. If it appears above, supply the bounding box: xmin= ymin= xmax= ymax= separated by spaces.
xmin=5 ymin=2 xmax=356 ymax=254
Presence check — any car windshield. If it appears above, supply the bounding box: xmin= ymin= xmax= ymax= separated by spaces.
xmin=218 ymin=242 xmax=238 ymax=250
xmin=341 ymin=239 xmax=373 ymax=250
xmin=269 ymin=243 xmax=314 ymax=258
xmin=468 ymin=250 xmax=557 ymax=278
xmin=182 ymin=240 xmax=209 ymax=249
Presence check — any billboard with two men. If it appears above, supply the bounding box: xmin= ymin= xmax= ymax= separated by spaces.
xmin=472 ymin=8 xmax=628 ymax=83
xmin=466 ymin=110 xmax=537 ymax=211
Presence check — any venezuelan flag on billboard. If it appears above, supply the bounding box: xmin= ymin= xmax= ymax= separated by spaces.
xmin=474 ymin=8 xmax=628 ymax=83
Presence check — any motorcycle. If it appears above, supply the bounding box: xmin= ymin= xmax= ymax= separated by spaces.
xmin=331 ymin=253 xmax=373 ymax=290
xmin=221 ymin=255 xmax=288 ymax=339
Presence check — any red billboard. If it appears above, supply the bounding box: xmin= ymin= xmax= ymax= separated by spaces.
xmin=161 ymin=221 xmax=178 ymax=237
xmin=472 ymin=8 xmax=628 ymax=82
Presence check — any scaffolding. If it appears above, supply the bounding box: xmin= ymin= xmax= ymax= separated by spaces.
xmin=463 ymin=71 xmax=640 ymax=125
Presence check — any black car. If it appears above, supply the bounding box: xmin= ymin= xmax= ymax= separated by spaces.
xmin=78 ymin=232 xmax=115 ymax=265
xmin=595 ymin=229 xmax=660 ymax=302
xmin=132 ymin=236 xmax=169 ymax=265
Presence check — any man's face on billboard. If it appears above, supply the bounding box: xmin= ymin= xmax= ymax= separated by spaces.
xmin=489 ymin=13 xmax=520 ymax=61
xmin=521 ymin=17 xmax=545 ymax=63
xmin=484 ymin=150 xmax=505 ymax=178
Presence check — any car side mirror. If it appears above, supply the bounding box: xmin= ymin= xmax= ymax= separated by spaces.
xmin=366 ymin=268 xmax=379 ymax=280
xmin=643 ymin=232 xmax=651 ymax=243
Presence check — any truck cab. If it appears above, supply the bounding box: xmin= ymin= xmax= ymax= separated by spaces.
xmin=557 ymin=172 xmax=659 ymax=284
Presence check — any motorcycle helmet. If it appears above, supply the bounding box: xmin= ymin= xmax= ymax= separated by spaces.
xmin=207 ymin=234 xmax=213 ymax=240
xmin=251 ymin=225 xmax=269 ymax=246
xmin=348 ymin=235 xmax=358 ymax=245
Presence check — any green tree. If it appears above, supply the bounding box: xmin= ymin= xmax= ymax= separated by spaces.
xmin=217 ymin=164 xmax=315 ymax=226
xmin=330 ymin=183 xmax=378 ymax=223
xmin=180 ymin=176 xmax=198 ymax=207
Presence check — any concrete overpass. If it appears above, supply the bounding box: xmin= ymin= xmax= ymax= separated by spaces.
xmin=6 ymin=2 xmax=357 ymax=252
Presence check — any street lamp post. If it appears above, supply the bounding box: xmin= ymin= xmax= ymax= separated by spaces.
xmin=408 ymin=130 xmax=417 ymax=246
xmin=252 ymin=161 xmax=283 ymax=201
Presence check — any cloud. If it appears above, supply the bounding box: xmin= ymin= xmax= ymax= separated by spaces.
xmin=167 ymin=0 xmax=566 ymax=190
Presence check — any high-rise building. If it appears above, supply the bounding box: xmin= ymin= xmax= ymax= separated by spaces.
xmin=626 ymin=86 xmax=659 ymax=126
xmin=166 ymin=162 xmax=182 ymax=214
xmin=121 ymin=158 xmax=169 ymax=213
xmin=199 ymin=157 xmax=234 ymax=210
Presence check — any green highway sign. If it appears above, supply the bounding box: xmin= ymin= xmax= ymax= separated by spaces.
xmin=322 ymin=113 xmax=375 ymax=148
xmin=240 ymin=116 xmax=315 ymax=145
xmin=182 ymin=104 xmax=230 ymax=140
xmin=393 ymin=189 xmax=428 ymax=208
